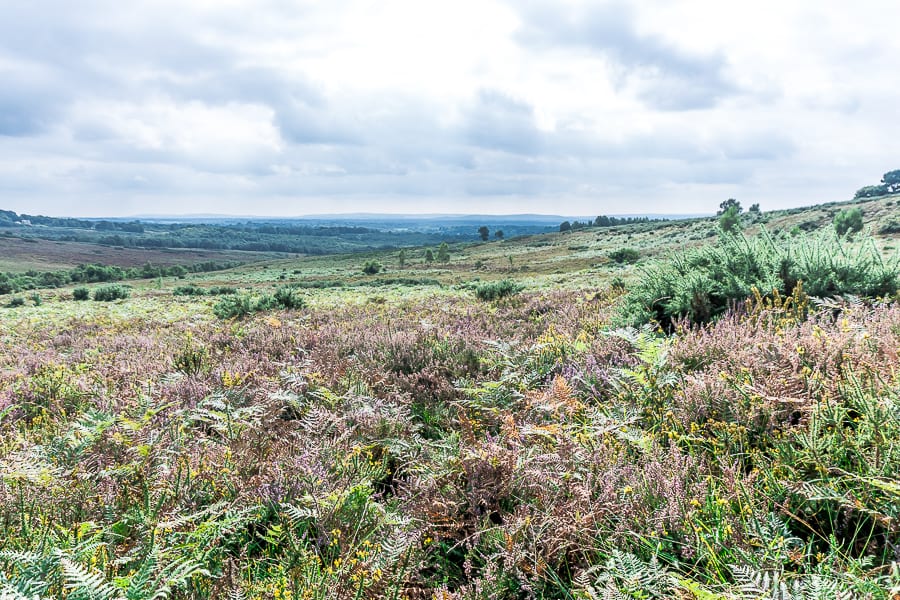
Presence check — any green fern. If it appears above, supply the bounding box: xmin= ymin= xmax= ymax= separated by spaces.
xmin=60 ymin=558 xmax=120 ymax=600
xmin=731 ymin=564 xmax=855 ymax=600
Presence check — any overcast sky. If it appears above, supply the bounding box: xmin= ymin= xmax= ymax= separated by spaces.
xmin=1 ymin=1 xmax=898 ymax=217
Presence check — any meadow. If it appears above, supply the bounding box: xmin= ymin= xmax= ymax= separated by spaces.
xmin=1 ymin=196 xmax=900 ymax=599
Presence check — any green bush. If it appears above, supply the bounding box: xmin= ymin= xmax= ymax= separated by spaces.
xmin=362 ymin=260 xmax=382 ymax=275
xmin=213 ymin=286 xmax=306 ymax=319
xmin=173 ymin=285 xmax=207 ymax=296
xmin=72 ymin=287 xmax=90 ymax=301
xmin=207 ymin=286 xmax=237 ymax=295
xmin=273 ymin=286 xmax=306 ymax=309
xmin=213 ymin=294 xmax=254 ymax=319
xmin=475 ymin=279 xmax=523 ymax=301
xmin=616 ymin=231 xmax=899 ymax=329
xmin=879 ymin=220 xmax=900 ymax=235
xmin=608 ymin=248 xmax=640 ymax=264
xmin=5 ymin=296 xmax=25 ymax=308
xmin=833 ymin=208 xmax=864 ymax=237
xmin=92 ymin=285 xmax=130 ymax=302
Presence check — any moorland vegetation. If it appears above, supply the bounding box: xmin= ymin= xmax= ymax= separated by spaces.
xmin=1 ymin=192 xmax=900 ymax=599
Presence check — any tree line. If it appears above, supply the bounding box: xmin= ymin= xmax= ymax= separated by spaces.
xmin=0 ymin=261 xmax=241 ymax=295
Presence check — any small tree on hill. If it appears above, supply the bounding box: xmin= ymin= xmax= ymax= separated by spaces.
xmin=478 ymin=226 xmax=490 ymax=241
xmin=718 ymin=198 xmax=742 ymax=216
xmin=436 ymin=242 xmax=450 ymax=263
xmin=424 ymin=249 xmax=434 ymax=263
xmin=882 ymin=170 xmax=900 ymax=193
xmin=719 ymin=205 xmax=742 ymax=234
xmin=494 ymin=230 xmax=504 ymax=240
xmin=559 ymin=221 xmax=572 ymax=232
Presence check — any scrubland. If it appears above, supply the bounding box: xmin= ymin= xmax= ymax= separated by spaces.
xmin=2 ymin=197 xmax=900 ymax=599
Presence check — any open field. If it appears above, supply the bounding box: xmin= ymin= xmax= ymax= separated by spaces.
xmin=1 ymin=198 xmax=900 ymax=599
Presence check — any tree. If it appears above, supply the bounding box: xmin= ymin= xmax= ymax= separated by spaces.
xmin=559 ymin=221 xmax=572 ymax=232
xmin=719 ymin=205 xmax=741 ymax=234
xmin=424 ymin=249 xmax=434 ymax=263
xmin=436 ymin=242 xmax=450 ymax=263
xmin=718 ymin=198 xmax=742 ymax=216
xmin=398 ymin=249 xmax=406 ymax=267
xmin=882 ymin=169 xmax=900 ymax=193
xmin=478 ymin=226 xmax=490 ymax=241
xmin=494 ymin=230 xmax=504 ymax=240
xmin=748 ymin=203 xmax=760 ymax=213
xmin=855 ymin=184 xmax=889 ymax=199
xmin=834 ymin=208 xmax=863 ymax=237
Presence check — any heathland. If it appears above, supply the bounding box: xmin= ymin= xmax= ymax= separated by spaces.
xmin=1 ymin=193 xmax=900 ymax=599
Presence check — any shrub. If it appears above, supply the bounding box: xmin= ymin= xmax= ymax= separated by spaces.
xmin=213 ymin=294 xmax=254 ymax=319
xmin=854 ymin=184 xmax=889 ymax=199
xmin=475 ymin=279 xmax=523 ymax=301
xmin=608 ymin=248 xmax=640 ymax=264
xmin=362 ymin=260 xmax=382 ymax=275
xmin=173 ymin=285 xmax=207 ymax=296
xmin=92 ymin=284 xmax=130 ymax=302
xmin=213 ymin=287 xmax=306 ymax=319
xmin=72 ymin=287 xmax=90 ymax=301
xmin=207 ymin=286 xmax=237 ymax=295
xmin=273 ymin=286 xmax=306 ymax=309
xmin=173 ymin=336 xmax=207 ymax=376
xmin=833 ymin=207 xmax=863 ymax=237
xmin=30 ymin=293 xmax=41 ymax=306
xmin=5 ymin=296 xmax=25 ymax=308
xmin=616 ymin=231 xmax=899 ymax=329
xmin=878 ymin=220 xmax=900 ymax=235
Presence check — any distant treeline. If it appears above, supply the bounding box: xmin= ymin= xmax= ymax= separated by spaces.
xmin=0 ymin=209 xmax=146 ymax=232
xmin=0 ymin=209 xmax=445 ymax=254
xmin=0 ymin=261 xmax=240 ymax=295
xmin=559 ymin=215 xmax=666 ymax=232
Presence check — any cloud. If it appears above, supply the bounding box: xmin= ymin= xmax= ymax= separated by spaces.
xmin=0 ymin=0 xmax=897 ymax=217
xmin=463 ymin=90 xmax=543 ymax=155
xmin=514 ymin=2 xmax=738 ymax=110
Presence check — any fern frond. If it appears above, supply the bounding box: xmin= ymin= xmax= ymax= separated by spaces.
xmin=60 ymin=558 xmax=121 ymax=600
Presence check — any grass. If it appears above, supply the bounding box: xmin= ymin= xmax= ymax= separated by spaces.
xmin=1 ymin=199 xmax=899 ymax=598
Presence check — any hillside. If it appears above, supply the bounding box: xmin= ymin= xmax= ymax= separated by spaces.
xmin=1 ymin=196 xmax=899 ymax=599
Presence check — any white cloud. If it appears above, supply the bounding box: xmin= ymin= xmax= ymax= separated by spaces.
xmin=0 ymin=0 xmax=898 ymax=216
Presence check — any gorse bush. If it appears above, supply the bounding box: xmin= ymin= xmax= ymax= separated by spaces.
xmin=173 ymin=284 xmax=206 ymax=296
xmin=207 ymin=286 xmax=237 ymax=295
xmin=474 ymin=279 xmax=523 ymax=301
xmin=212 ymin=293 xmax=254 ymax=319
xmin=72 ymin=287 xmax=90 ymax=300
xmin=213 ymin=286 xmax=306 ymax=319
xmin=617 ymin=231 xmax=899 ymax=328
xmin=272 ymin=286 xmax=306 ymax=309
xmin=608 ymin=247 xmax=640 ymax=264
xmin=92 ymin=284 xmax=130 ymax=301
xmin=5 ymin=296 xmax=25 ymax=308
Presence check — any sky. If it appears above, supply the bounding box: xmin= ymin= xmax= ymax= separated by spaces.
xmin=1 ymin=0 xmax=898 ymax=218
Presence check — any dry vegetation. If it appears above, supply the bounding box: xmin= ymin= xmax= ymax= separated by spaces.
xmin=1 ymin=196 xmax=900 ymax=599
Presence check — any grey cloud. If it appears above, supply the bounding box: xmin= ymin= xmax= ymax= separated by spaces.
xmin=463 ymin=90 xmax=543 ymax=155
xmin=515 ymin=2 xmax=737 ymax=110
